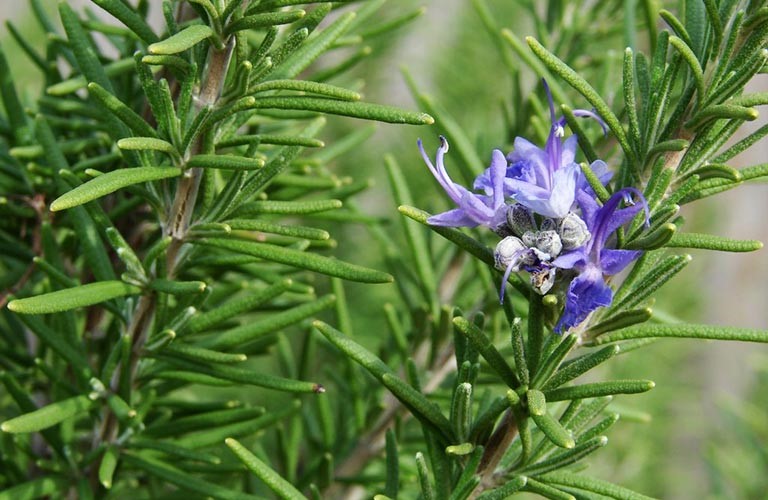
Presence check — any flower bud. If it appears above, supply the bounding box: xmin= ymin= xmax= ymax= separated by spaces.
xmin=558 ymin=212 xmax=591 ymax=250
xmin=535 ymin=230 xmax=563 ymax=258
xmin=506 ymin=204 xmax=536 ymax=237
xmin=494 ymin=236 xmax=532 ymax=272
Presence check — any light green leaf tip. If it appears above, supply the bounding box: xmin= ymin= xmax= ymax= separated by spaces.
xmin=148 ymin=24 xmax=214 ymax=55
xmin=50 ymin=166 xmax=181 ymax=211
xmin=8 ymin=281 xmax=142 ymax=314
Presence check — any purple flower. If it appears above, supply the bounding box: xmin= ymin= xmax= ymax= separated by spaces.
xmin=418 ymin=136 xmax=508 ymax=230
xmin=475 ymin=81 xmax=608 ymax=218
xmin=551 ymin=188 xmax=649 ymax=333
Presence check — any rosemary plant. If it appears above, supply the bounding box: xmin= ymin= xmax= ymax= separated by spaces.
xmin=1 ymin=0 xmax=768 ymax=499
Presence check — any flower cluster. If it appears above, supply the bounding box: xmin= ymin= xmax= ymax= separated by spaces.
xmin=419 ymin=84 xmax=647 ymax=333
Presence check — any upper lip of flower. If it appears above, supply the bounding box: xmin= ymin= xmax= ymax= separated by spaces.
xmin=418 ymin=136 xmax=507 ymax=229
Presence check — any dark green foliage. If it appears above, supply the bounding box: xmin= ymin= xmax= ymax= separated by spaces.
xmin=1 ymin=0 xmax=768 ymax=498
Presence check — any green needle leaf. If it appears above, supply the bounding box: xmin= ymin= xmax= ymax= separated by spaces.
xmin=199 ymin=238 xmax=393 ymax=283
xmin=593 ymin=323 xmax=768 ymax=344
xmin=543 ymin=380 xmax=655 ymax=401
xmin=526 ymin=36 xmax=633 ymax=160
xmin=123 ymin=453 xmax=261 ymax=499
xmin=50 ymin=167 xmax=181 ymax=211
xmin=87 ymin=82 xmax=159 ymax=138
xmin=188 ymin=154 xmax=266 ymax=171
xmin=541 ymin=471 xmax=656 ymax=500
xmin=8 ymin=281 xmax=142 ymax=314
xmin=314 ymin=320 xmax=454 ymax=442
xmin=453 ymin=317 xmax=519 ymax=388
xmin=247 ymin=96 xmax=433 ymax=125
xmin=225 ymin=10 xmax=306 ymax=35
xmin=98 ymin=446 xmax=119 ymax=489
xmin=1 ymin=395 xmax=96 ymax=433
xmin=0 ymin=477 xmax=69 ymax=500
xmin=90 ymin=0 xmax=159 ymax=44
xmin=226 ymin=438 xmax=307 ymax=500
xmin=666 ymin=232 xmax=763 ymax=252
xmin=527 ymin=389 xmax=575 ymax=449
xmin=148 ymin=24 xmax=214 ymax=55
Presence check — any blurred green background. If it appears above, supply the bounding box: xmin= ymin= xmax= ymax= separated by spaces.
xmin=2 ymin=1 xmax=767 ymax=498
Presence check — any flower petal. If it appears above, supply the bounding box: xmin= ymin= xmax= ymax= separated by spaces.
xmin=427 ymin=208 xmax=480 ymax=227
xmin=600 ymin=248 xmax=642 ymax=275
xmin=555 ymin=265 xmax=613 ymax=333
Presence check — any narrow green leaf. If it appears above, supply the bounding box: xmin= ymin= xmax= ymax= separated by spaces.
xmin=476 ymin=476 xmax=528 ymax=500
xmin=270 ymin=11 xmax=355 ymax=79
xmin=518 ymin=436 xmax=608 ymax=477
xmin=50 ymin=167 xmax=181 ymax=211
xmin=99 ymin=446 xmax=119 ymax=489
xmin=185 ymin=280 xmax=291 ymax=334
xmin=668 ymin=36 xmax=705 ymax=101
xmin=59 ymin=3 xmax=113 ymax=92
xmin=0 ymin=477 xmax=69 ymax=500
xmin=226 ymin=438 xmax=306 ymax=499
xmin=173 ymin=403 xmax=297 ymax=450
xmin=527 ymin=390 xmax=575 ymax=449
xmin=415 ymin=452 xmax=435 ymax=500
xmin=587 ymin=309 xmax=653 ymax=336
xmin=235 ymin=199 xmax=341 ymax=215
xmin=648 ymin=138 xmax=689 ymax=157
xmin=666 ymin=232 xmax=763 ymax=252
xmin=199 ymin=238 xmax=393 ymax=283
xmin=47 ymin=57 xmax=136 ymax=96
xmin=451 ymin=383 xmax=473 ymax=442
xmin=148 ymin=24 xmax=214 ymax=54
xmin=145 ymin=407 xmax=265 ymax=437
xmin=542 ymin=471 xmax=655 ymax=500
xmin=227 ymin=220 xmax=329 ymax=240
xmin=659 ymin=9 xmax=694 ymax=50
xmin=625 ymin=223 xmax=677 ymax=250
xmin=453 ymin=317 xmax=519 ymax=388
xmin=686 ymin=104 xmax=759 ymax=129
xmin=385 ymin=155 xmax=438 ymax=306
xmin=593 ymin=323 xmax=768 ymax=344
xmin=523 ymin=478 xmax=575 ymax=500
xmin=384 ymin=430 xmax=400 ymax=499
xmin=87 ymin=82 xmax=159 ymax=138
xmin=160 ymin=357 xmax=323 ymax=393
xmin=219 ymin=134 xmax=325 ymax=148
xmin=91 ymin=0 xmax=158 ymax=44
xmin=123 ymin=453 xmax=260 ymax=499
xmin=544 ymin=345 xmax=621 ymax=390
xmin=249 ymin=79 xmax=359 ymax=101
xmin=188 ymin=154 xmax=266 ymax=171
xmin=118 ymin=137 xmax=178 ymax=156
xmin=225 ymin=10 xmax=306 ymax=35
xmin=164 ymin=343 xmax=247 ymax=364
xmin=247 ymin=96 xmax=433 ymax=124
xmin=1 ymin=395 xmax=95 ymax=433
xmin=530 ymin=334 xmax=579 ymax=389
xmin=314 ymin=321 xmax=454 ymax=442
xmin=130 ymin=438 xmax=221 ymax=464
xmin=8 ymin=281 xmax=141 ymax=314
xmin=0 ymin=43 xmax=31 ymax=143
xmin=543 ymin=380 xmax=655 ymax=401
xmin=381 ymin=373 xmax=454 ymax=443
xmin=203 ymin=295 xmax=336 ymax=349
xmin=526 ymin=36 xmax=633 ymax=159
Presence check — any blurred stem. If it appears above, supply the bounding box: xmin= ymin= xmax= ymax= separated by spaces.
xmin=166 ymin=36 xmax=235 ymax=272
xmin=473 ymin=409 xmax=519 ymax=495
xmin=97 ymin=32 xmax=236 ymax=468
